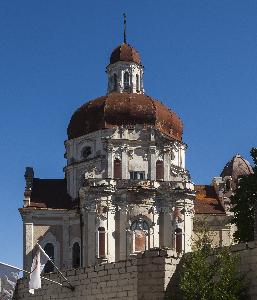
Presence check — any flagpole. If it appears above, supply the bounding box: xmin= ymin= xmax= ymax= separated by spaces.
xmin=0 ymin=262 xmax=65 ymax=288
xmin=36 ymin=243 xmax=75 ymax=291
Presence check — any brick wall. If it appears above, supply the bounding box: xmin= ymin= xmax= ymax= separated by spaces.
xmin=14 ymin=249 xmax=181 ymax=300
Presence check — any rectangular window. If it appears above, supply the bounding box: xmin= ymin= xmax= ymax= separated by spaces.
xmin=130 ymin=171 xmax=145 ymax=180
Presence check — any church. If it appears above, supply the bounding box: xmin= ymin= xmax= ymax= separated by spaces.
xmin=19 ymin=32 xmax=253 ymax=272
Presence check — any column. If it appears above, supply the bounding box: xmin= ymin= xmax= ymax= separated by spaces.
xmin=159 ymin=211 xmax=172 ymax=248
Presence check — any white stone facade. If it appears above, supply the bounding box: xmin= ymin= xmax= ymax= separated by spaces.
xmin=19 ymin=41 xmax=237 ymax=272
xmin=106 ymin=61 xmax=144 ymax=94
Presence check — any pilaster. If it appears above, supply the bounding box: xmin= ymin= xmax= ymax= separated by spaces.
xmin=62 ymin=216 xmax=70 ymax=268
xmin=149 ymin=146 xmax=156 ymax=180
xmin=163 ymin=146 xmax=171 ymax=181
xmin=107 ymin=202 xmax=116 ymax=262
xmin=115 ymin=197 xmax=128 ymax=261
xmin=121 ymin=146 xmax=128 ymax=179
xmin=107 ymin=144 xmax=114 ymax=178
xmin=22 ymin=213 xmax=34 ymax=272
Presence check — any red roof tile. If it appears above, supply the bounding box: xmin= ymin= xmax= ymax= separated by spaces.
xmin=67 ymin=93 xmax=183 ymax=141
xmin=110 ymin=43 xmax=141 ymax=65
xmin=194 ymin=185 xmax=225 ymax=215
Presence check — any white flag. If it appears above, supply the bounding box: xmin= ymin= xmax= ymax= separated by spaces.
xmin=37 ymin=243 xmax=51 ymax=273
xmin=29 ymin=246 xmax=50 ymax=294
xmin=0 ymin=263 xmax=20 ymax=300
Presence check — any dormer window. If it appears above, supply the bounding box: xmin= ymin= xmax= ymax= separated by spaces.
xmin=124 ymin=71 xmax=130 ymax=90
xmin=82 ymin=146 xmax=92 ymax=159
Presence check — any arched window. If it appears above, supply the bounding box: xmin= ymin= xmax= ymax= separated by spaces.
xmin=131 ymin=219 xmax=149 ymax=252
xmin=98 ymin=227 xmax=105 ymax=258
xmin=136 ymin=74 xmax=140 ymax=92
xmin=43 ymin=243 xmax=54 ymax=273
xmin=113 ymin=73 xmax=117 ymax=91
xmin=72 ymin=242 xmax=80 ymax=268
xmin=114 ymin=158 xmax=122 ymax=179
xmin=156 ymin=160 xmax=164 ymax=180
xmin=175 ymin=228 xmax=182 ymax=253
xmin=123 ymin=72 xmax=130 ymax=90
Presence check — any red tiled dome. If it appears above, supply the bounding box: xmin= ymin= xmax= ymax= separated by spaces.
xmin=110 ymin=43 xmax=141 ymax=65
xmin=67 ymin=93 xmax=183 ymax=141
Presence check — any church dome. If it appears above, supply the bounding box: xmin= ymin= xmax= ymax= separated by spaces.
xmin=220 ymin=154 xmax=253 ymax=180
xmin=67 ymin=93 xmax=183 ymax=141
xmin=110 ymin=43 xmax=141 ymax=65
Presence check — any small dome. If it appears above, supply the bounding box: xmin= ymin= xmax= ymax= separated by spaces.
xmin=110 ymin=43 xmax=141 ymax=65
xmin=67 ymin=93 xmax=183 ymax=141
xmin=220 ymin=154 xmax=253 ymax=180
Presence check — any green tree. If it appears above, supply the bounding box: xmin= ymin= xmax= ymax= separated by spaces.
xmin=231 ymin=148 xmax=257 ymax=242
xmin=179 ymin=220 xmax=248 ymax=300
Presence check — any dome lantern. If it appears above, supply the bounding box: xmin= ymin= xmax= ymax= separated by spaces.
xmin=106 ymin=44 xmax=144 ymax=94
xmin=106 ymin=15 xmax=144 ymax=94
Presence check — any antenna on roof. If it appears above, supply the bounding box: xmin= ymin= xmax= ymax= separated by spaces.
xmin=123 ymin=13 xmax=127 ymax=44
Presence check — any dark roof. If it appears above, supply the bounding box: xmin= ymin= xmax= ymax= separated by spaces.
xmin=29 ymin=178 xmax=72 ymax=209
xmin=110 ymin=43 xmax=141 ymax=65
xmin=67 ymin=93 xmax=183 ymax=141
xmin=220 ymin=154 xmax=253 ymax=179
xmin=194 ymin=185 xmax=225 ymax=215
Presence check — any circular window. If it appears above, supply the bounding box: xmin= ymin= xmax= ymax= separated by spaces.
xmin=82 ymin=146 xmax=92 ymax=159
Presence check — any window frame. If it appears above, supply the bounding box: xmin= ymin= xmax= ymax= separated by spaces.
xmin=123 ymin=71 xmax=130 ymax=90
xmin=129 ymin=171 xmax=145 ymax=180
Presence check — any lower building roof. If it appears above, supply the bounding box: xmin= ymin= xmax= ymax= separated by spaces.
xmin=194 ymin=185 xmax=225 ymax=215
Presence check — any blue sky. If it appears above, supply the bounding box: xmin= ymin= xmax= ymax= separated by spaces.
xmin=0 ymin=1 xmax=256 ymax=267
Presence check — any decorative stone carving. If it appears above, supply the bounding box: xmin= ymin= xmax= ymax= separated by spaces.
xmin=24 ymin=167 xmax=34 ymax=191
xmin=83 ymin=196 xmax=97 ymax=212
xmin=170 ymin=164 xmax=190 ymax=180
xmin=127 ymin=148 xmax=134 ymax=159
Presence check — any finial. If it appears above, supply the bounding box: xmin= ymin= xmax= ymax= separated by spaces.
xmin=123 ymin=13 xmax=127 ymax=44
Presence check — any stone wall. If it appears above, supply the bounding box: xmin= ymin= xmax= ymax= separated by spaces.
xmin=14 ymin=243 xmax=257 ymax=299
xmin=231 ymin=241 xmax=257 ymax=299
xmin=14 ymin=249 xmax=181 ymax=300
